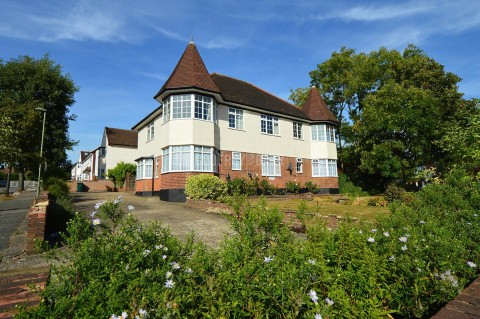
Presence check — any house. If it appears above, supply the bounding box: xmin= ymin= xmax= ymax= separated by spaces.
xmin=97 ymin=127 xmax=138 ymax=179
xmin=132 ymin=42 xmax=339 ymax=202
xmin=71 ymin=127 xmax=138 ymax=181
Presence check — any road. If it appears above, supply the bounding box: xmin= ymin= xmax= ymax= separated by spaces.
xmin=0 ymin=191 xmax=36 ymax=253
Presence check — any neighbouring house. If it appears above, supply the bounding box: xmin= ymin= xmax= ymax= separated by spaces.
xmin=71 ymin=151 xmax=92 ymax=181
xmin=71 ymin=127 xmax=138 ymax=181
xmin=132 ymin=41 xmax=339 ymax=202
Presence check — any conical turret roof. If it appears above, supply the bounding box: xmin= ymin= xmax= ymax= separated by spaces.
xmin=302 ymin=86 xmax=339 ymax=124
xmin=154 ymin=42 xmax=219 ymax=99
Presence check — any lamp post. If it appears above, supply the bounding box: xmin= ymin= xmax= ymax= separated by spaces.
xmin=35 ymin=107 xmax=47 ymax=197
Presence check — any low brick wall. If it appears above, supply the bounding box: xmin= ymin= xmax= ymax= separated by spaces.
xmin=69 ymin=180 xmax=115 ymax=193
xmin=26 ymin=192 xmax=49 ymax=254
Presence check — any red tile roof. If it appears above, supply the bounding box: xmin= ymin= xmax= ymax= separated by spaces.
xmin=105 ymin=127 xmax=138 ymax=147
xmin=302 ymin=86 xmax=339 ymax=124
xmin=154 ymin=42 xmax=220 ymax=98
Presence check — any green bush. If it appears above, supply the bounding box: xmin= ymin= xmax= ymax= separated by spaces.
xmin=338 ymin=173 xmax=368 ymax=197
xmin=286 ymin=180 xmax=301 ymax=194
xmin=259 ymin=179 xmax=276 ymax=195
xmin=107 ymin=161 xmax=136 ymax=189
xmin=44 ymin=177 xmax=70 ymax=199
xmin=19 ymin=169 xmax=480 ymax=319
xmin=245 ymin=176 xmax=259 ymax=196
xmin=384 ymin=184 xmax=408 ymax=203
xmin=227 ymin=177 xmax=246 ymax=196
xmin=185 ymin=174 xmax=227 ymax=200
xmin=304 ymin=181 xmax=319 ymax=193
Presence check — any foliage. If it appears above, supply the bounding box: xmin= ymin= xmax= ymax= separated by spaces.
xmin=384 ymin=184 xmax=409 ymax=203
xmin=338 ymin=173 xmax=368 ymax=197
xmin=185 ymin=174 xmax=227 ymax=200
xmin=20 ymin=171 xmax=480 ymax=318
xmin=304 ymin=181 xmax=318 ymax=194
xmin=0 ymin=115 xmax=22 ymax=167
xmin=259 ymin=178 xmax=277 ymax=195
xmin=286 ymin=180 xmax=301 ymax=194
xmin=0 ymin=54 xmax=78 ymax=175
xmin=44 ymin=177 xmax=70 ymax=199
xmin=226 ymin=177 xmax=246 ymax=196
xmin=107 ymin=162 xmax=136 ymax=189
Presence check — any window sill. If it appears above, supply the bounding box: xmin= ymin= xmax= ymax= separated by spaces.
xmin=228 ymin=127 xmax=245 ymax=132
xmin=260 ymin=132 xmax=281 ymax=137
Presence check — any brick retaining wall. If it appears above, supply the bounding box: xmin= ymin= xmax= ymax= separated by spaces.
xmin=26 ymin=192 xmax=48 ymax=254
xmin=68 ymin=180 xmax=115 ymax=193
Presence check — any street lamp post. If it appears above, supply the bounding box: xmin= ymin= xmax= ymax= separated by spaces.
xmin=35 ymin=107 xmax=47 ymax=197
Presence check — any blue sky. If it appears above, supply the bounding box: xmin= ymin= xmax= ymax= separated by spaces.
xmin=1 ymin=0 xmax=479 ymax=163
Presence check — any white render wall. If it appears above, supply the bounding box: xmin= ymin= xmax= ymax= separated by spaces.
xmin=105 ymin=145 xmax=139 ymax=171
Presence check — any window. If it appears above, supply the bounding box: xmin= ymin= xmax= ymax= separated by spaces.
xmin=232 ymin=152 xmax=241 ymax=170
xmin=261 ymin=114 xmax=279 ymax=135
xmin=136 ymin=158 xmax=153 ymax=179
xmin=162 ymin=145 xmax=217 ymax=173
xmin=312 ymin=124 xmax=336 ymax=142
xmin=296 ymin=158 xmax=303 ymax=173
xmin=163 ymin=99 xmax=170 ymax=123
xmin=262 ymin=155 xmax=281 ymax=176
xmin=293 ymin=122 xmax=302 ymax=139
xmin=194 ymin=146 xmax=212 ymax=171
xmin=147 ymin=121 xmax=155 ymax=141
xmin=194 ymin=95 xmax=214 ymax=120
xmin=171 ymin=146 xmax=191 ymax=171
xmin=172 ymin=94 xmax=191 ymax=119
xmin=162 ymin=94 xmax=216 ymax=122
xmin=162 ymin=148 xmax=169 ymax=173
xmin=155 ymin=158 xmax=159 ymax=178
xmin=229 ymin=108 xmax=244 ymax=129
xmin=312 ymin=159 xmax=337 ymax=177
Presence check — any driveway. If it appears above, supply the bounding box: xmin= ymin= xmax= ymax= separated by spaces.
xmin=72 ymin=192 xmax=232 ymax=247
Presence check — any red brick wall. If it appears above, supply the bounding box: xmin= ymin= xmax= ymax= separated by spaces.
xmin=26 ymin=193 xmax=48 ymax=254
xmin=68 ymin=180 xmax=115 ymax=192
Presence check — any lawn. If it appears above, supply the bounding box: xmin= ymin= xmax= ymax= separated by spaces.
xmin=248 ymin=195 xmax=390 ymax=221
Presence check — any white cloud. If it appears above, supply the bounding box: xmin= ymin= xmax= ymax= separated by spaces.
xmin=330 ymin=3 xmax=432 ymax=22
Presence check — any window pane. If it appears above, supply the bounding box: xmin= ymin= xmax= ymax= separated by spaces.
xmin=328 ymin=159 xmax=337 ymax=176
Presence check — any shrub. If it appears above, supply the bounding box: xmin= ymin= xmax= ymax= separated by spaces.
xmin=245 ymin=176 xmax=259 ymax=196
xmin=44 ymin=177 xmax=70 ymax=199
xmin=227 ymin=177 xmax=246 ymax=196
xmin=185 ymin=174 xmax=227 ymax=200
xmin=286 ymin=180 xmax=301 ymax=194
xmin=338 ymin=173 xmax=368 ymax=197
xmin=107 ymin=161 xmax=136 ymax=189
xmin=384 ymin=184 xmax=408 ymax=203
xmin=259 ymin=179 xmax=276 ymax=195
xmin=304 ymin=181 xmax=318 ymax=193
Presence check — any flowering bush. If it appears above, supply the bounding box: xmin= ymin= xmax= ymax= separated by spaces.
xmin=19 ymin=170 xmax=480 ymax=318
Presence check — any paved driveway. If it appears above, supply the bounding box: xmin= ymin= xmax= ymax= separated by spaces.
xmin=72 ymin=192 xmax=232 ymax=247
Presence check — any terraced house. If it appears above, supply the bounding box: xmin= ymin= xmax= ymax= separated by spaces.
xmin=132 ymin=42 xmax=339 ymax=201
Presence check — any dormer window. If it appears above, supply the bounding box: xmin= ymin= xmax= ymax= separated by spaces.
xmin=162 ymin=94 xmax=216 ymax=123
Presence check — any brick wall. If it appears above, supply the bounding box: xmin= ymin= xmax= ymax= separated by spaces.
xmin=68 ymin=180 xmax=115 ymax=193
xmin=26 ymin=193 xmax=49 ymax=254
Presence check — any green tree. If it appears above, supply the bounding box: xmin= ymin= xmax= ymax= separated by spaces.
xmin=107 ymin=162 xmax=136 ymax=189
xmin=0 ymin=115 xmax=22 ymax=194
xmin=0 ymin=54 xmax=78 ymax=189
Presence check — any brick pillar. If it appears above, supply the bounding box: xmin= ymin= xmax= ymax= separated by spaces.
xmin=26 ymin=194 xmax=49 ymax=254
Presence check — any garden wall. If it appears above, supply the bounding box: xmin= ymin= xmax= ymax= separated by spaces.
xmin=26 ymin=192 xmax=49 ymax=254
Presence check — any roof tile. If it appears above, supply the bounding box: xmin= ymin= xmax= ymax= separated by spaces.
xmin=105 ymin=127 xmax=138 ymax=147
xmin=302 ymin=87 xmax=339 ymax=123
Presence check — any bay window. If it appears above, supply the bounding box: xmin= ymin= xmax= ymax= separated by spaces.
xmin=162 ymin=94 xmax=216 ymax=122
xmin=312 ymin=159 xmax=337 ymax=177
xmin=136 ymin=158 xmax=153 ymax=180
xmin=162 ymin=145 xmax=217 ymax=173
xmin=312 ymin=124 xmax=336 ymax=142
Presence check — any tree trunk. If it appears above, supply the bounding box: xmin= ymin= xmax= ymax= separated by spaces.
xmin=5 ymin=169 xmax=11 ymax=196
xmin=18 ymin=168 xmax=25 ymax=191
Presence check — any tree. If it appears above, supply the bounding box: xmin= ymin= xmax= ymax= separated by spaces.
xmin=107 ymin=162 xmax=136 ymax=190
xmin=0 ymin=54 xmax=78 ymax=189
xmin=0 ymin=115 xmax=21 ymax=195
xmin=293 ymin=45 xmax=467 ymax=191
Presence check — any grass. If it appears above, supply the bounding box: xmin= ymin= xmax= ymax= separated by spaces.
xmin=248 ymin=195 xmax=390 ymax=221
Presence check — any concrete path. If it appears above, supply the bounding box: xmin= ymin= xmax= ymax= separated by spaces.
xmin=0 ymin=192 xmax=35 ymax=254
xmin=72 ymin=192 xmax=233 ymax=247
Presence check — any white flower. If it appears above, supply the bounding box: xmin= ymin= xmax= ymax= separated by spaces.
xmin=371 ymin=228 xmax=377 ymax=233
xmin=94 ymin=202 xmax=103 ymax=209
xmin=389 ymin=255 xmax=395 ymax=261
xmin=367 ymin=237 xmax=375 ymax=243
xmin=358 ymin=230 xmax=363 ymax=234
xmin=128 ymin=205 xmax=134 ymax=211
xmin=307 ymin=258 xmax=316 ymax=265
xmin=92 ymin=218 xmax=101 ymax=226
xmin=121 ymin=311 xmax=128 ymax=319
xmin=467 ymin=261 xmax=477 ymax=268
xmin=325 ymin=297 xmax=335 ymax=306
xmin=137 ymin=309 xmax=147 ymax=318
xmin=165 ymin=279 xmax=174 ymax=288
xmin=164 ymin=246 xmax=168 ymax=251
xmin=264 ymin=256 xmax=273 ymax=263
xmin=155 ymin=245 xmax=162 ymax=250
xmin=399 ymin=236 xmax=408 ymax=243
xmin=308 ymin=289 xmax=319 ymax=303
xmin=166 ymin=271 xmax=173 ymax=278
xmin=143 ymin=249 xmax=151 ymax=257
xmin=90 ymin=211 xmax=96 ymax=218
xmin=162 ymin=255 xmax=167 ymax=260
xmin=419 ymin=220 xmax=426 ymax=224
xmin=383 ymin=232 xmax=390 ymax=237
xmin=401 ymin=245 xmax=407 ymax=251
xmin=171 ymin=261 xmax=180 ymax=270
xmin=315 ymin=314 xmax=323 ymax=319
xmin=185 ymin=267 xmax=193 ymax=274
xmin=474 ymin=213 xmax=478 ymax=217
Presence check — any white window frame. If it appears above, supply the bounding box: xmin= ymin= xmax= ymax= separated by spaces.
xmin=293 ymin=122 xmax=302 ymax=139
xmin=261 ymin=114 xmax=279 ymax=135
xmin=312 ymin=124 xmax=336 ymax=142
xmin=147 ymin=121 xmax=155 ymax=142
xmin=136 ymin=158 xmax=153 ymax=180
xmin=296 ymin=158 xmax=303 ymax=173
xmin=312 ymin=159 xmax=337 ymax=177
xmin=232 ymin=152 xmax=241 ymax=170
xmin=261 ymin=155 xmax=281 ymax=176
xmin=229 ymin=107 xmax=244 ymax=130
xmin=161 ymin=145 xmax=218 ymax=173
xmin=162 ymin=94 xmax=216 ymax=123
xmin=155 ymin=158 xmax=159 ymax=178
